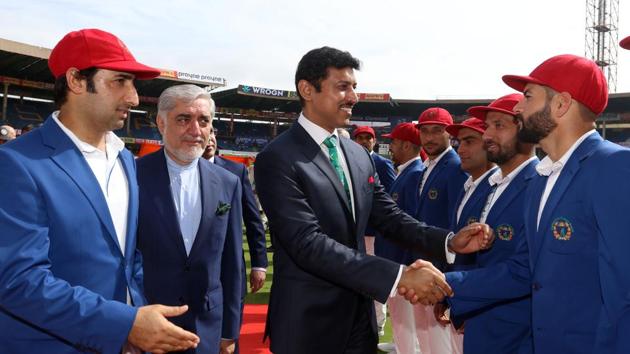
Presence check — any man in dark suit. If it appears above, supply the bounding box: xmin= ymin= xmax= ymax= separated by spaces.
xmin=0 ymin=28 xmax=199 ymax=354
xmin=137 ymin=84 xmax=243 ymax=354
xmin=203 ymin=130 xmax=268 ymax=354
xmin=254 ymin=46 xmax=493 ymax=354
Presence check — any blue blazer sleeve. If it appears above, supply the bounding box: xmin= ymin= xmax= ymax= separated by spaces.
xmin=374 ymin=154 xmax=396 ymax=193
xmin=221 ymin=180 xmax=244 ymax=339
xmin=0 ymin=148 xmax=137 ymax=353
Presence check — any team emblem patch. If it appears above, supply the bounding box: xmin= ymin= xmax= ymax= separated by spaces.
xmin=496 ymin=224 xmax=514 ymax=241
xmin=392 ymin=192 xmax=399 ymax=202
xmin=428 ymin=188 xmax=438 ymax=200
xmin=552 ymin=218 xmax=573 ymax=241
xmin=467 ymin=217 xmax=478 ymax=225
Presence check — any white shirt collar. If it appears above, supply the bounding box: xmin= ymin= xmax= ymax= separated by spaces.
xmin=466 ymin=166 xmax=497 ymax=191
xmin=298 ymin=112 xmax=339 ymax=146
xmin=424 ymin=146 xmax=452 ymax=168
xmin=207 ymin=156 xmax=216 ymax=164
xmin=536 ymin=130 xmax=597 ymax=177
xmin=489 ymin=156 xmax=537 ymax=186
xmin=397 ymin=156 xmax=422 ymax=174
xmin=51 ymin=111 xmax=125 ymax=155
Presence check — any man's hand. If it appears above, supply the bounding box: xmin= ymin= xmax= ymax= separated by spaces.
xmin=250 ymin=270 xmax=266 ymax=293
xmin=433 ymin=302 xmax=451 ymax=326
xmin=128 ymin=305 xmax=200 ymax=354
xmin=220 ymin=339 xmax=236 ymax=354
xmin=449 ymin=223 xmax=494 ymax=254
xmin=397 ymin=260 xmax=452 ymax=306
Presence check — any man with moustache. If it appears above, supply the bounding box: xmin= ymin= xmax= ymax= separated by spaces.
xmin=414 ymin=107 xmax=468 ymax=354
xmin=442 ymin=117 xmax=496 ymax=352
xmin=443 ymin=93 xmax=538 ymax=354
xmin=0 ymin=29 xmax=199 ymax=353
xmin=254 ymin=46 xmax=493 ymax=354
xmin=408 ymin=55 xmax=630 ymax=353
xmin=137 ymin=84 xmax=243 ymax=354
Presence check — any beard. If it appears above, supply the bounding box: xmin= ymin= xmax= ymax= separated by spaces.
xmin=485 ymin=139 xmax=518 ymax=165
xmin=516 ymin=103 xmax=557 ymax=144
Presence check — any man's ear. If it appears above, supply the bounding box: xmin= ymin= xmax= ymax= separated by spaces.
xmin=298 ymin=80 xmax=314 ymax=103
xmin=554 ymin=91 xmax=573 ymax=118
xmin=65 ymin=68 xmax=87 ymax=94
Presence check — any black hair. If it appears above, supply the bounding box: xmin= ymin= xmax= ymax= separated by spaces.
xmin=294 ymin=46 xmax=361 ymax=106
xmin=53 ymin=67 xmax=99 ymax=108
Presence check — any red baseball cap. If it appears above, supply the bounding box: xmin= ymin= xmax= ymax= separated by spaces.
xmin=48 ymin=28 xmax=161 ymax=80
xmin=620 ymin=36 xmax=630 ymax=50
xmin=382 ymin=122 xmax=421 ymax=146
xmin=467 ymin=93 xmax=523 ymax=121
xmin=445 ymin=118 xmax=486 ymax=137
xmin=352 ymin=125 xmax=376 ymax=139
xmin=502 ymin=54 xmax=608 ymax=115
xmin=416 ymin=107 xmax=453 ymax=127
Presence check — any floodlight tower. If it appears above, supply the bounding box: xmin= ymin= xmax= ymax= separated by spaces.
xmin=585 ymin=0 xmax=619 ymax=92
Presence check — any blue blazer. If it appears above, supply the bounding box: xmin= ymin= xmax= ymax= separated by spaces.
xmin=254 ymin=123 xmax=451 ymax=354
xmin=448 ymin=167 xmax=497 ymax=272
xmin=458 ymin=159 xmax=537 ymax=354
xmin=415 ymin=148 xmax=468 ymax=267
xmin=0 ymin=117 xmax=142 ymax=354
xmin=446 ymin=133 xmax=630 ymax=354
xmin=365 ymin=152 xmax=396 ymax=236
xmin=215 ymin=155 xmax=268 ymax=296
xmin=374 ymin=158 xmax=424 ymax=264
xmin=137 ymin=150 xmax=243 ymax=353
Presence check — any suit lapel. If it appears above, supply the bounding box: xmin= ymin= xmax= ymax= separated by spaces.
xmin=42 ymin=119 xmax=121 ymax=254
xmin=188 ymin=160 xmax=219 ymax=259
xmin=532 ymin=134 xmax=600 ymax=268
xmin=420 ymin=149 xmax=454 ymax=201
xmin=486 ymin=161 xmax=537 ymax=225
xmin=293 ymin=124 xmax=353 ymax=219
xmin=527 ymin=174 xmax=547 ymax=270
xmin=119 ymin=150 xmax=138 ymax=258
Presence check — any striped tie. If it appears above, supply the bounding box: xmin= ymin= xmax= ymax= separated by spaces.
xmin=323 ymin=135 xmax=352 ymax=206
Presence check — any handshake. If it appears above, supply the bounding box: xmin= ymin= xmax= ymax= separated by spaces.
xmin=397 ymin=223 xmax=493 ymax=305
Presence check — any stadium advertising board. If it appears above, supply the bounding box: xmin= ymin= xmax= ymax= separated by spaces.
xmin=159 ymin=69 xmax=226 ymax=86
xmin=238 ymin=85 xmax=298 ymax=99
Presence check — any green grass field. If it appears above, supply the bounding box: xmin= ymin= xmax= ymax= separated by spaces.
xmin=242 ymin=234 xmax=394 ymax=352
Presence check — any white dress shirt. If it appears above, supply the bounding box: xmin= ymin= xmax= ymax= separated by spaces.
xmin=456 ymin=167 xmax=497 ymax=224
xmin=536 ymin=130 xmax=596 ymax=229
xmin=52 ymin=112 xmax=129 ymax=255
xmin=419 ymin=146 xmax=452 ymax=195
xmin=396 ymin=156 xmax=422 ymax=175
xmin=480 ymin=157 xmax=538 ymax=223
xmin=165 ymin=152 xmax=202 ymax=256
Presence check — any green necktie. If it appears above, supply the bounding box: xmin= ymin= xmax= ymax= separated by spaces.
xmin=323 ymin=135 xmax=352 ymax=206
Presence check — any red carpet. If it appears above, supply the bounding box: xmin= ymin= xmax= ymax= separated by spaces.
xmin=240 ymin=304 xmax=271 ymax=354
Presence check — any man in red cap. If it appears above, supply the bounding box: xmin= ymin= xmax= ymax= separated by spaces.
xmin=0 ymin=29 xmax=200 ymax=353
xmin=432 ymin=54 xmax=630 ymax=354
xmin=412 ymin=107 xmax=468 ymax=354
xmin=442 ymin=93 xmax=538 ymax=354
xmin=375 ymin=122 xmax=435 ymax=354
xmin=352 ymin=124 xmax=396 ymax=339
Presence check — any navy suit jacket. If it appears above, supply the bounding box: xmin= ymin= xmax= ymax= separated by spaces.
xmin=214 ymin=155 xmax=268 ymax=295
xmin=0 ymin=117 xmax=142 ymax=354
xmin=137 ymin=150 xmax=243 ymax=353
xmin=415 ymin=148 xmax=468 ymax=268
xmin=374 ymin=158 xmax=424 ymax=265
xmin=445 ymin=133 xmax=630 ymax=354
xmin=365 ymin=152 xmax=395 ymax=236
xmin=254 ymin=123 xmax=451 ymax=354
xmin=448 ymin=167 xmax=497 ymax=272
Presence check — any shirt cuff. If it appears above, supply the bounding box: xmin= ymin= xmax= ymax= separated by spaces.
xmin=251 ymin=267 xmax=266 ymax=272
xmin=445 ymin=232 xmax=456 ymax=264
xmin=389 ymin=265 xmax=405 ymax=298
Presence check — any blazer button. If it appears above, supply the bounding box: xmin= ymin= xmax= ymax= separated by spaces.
xmin=532 ymin=282 xmax=542 ymax=291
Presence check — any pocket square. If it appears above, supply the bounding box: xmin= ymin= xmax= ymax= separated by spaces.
xmin=368 ymin=176 xmax=375 ymax=184
xmin=216 ymin=202 xmax=231 ymax=216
